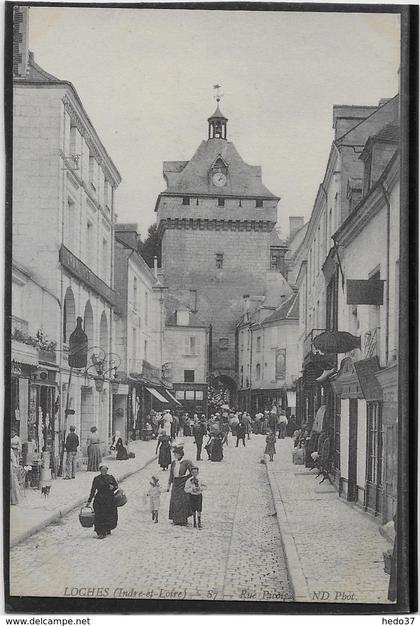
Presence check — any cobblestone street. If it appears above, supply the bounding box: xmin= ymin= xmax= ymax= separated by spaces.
xmin=10 ymin=436 xmax=293 ymax=603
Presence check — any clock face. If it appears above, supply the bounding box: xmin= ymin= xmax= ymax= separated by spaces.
xmin=212 ymin=172 xmax=227 ymax=187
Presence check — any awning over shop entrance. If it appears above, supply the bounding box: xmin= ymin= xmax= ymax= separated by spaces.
xmin=162 ymin=389 xmax=182 ymax=406
xmin=146 ymin=387 xmax=169 ymax=403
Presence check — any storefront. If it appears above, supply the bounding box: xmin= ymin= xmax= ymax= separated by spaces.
xmin=173 ymin=383 xmax=208 ymax=416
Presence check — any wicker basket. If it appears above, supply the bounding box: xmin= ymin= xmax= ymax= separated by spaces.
xmin=114 ymin=489 xmax=127 ymax=507
xmin=79 ymin=506 xmax=95 ymax=528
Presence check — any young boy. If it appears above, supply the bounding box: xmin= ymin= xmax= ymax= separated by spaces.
xmin=184 ymin=466 xmax=207 ymax=529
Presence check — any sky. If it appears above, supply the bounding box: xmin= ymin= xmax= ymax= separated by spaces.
xmin=28 ymin=7 xmax=400 ymax=240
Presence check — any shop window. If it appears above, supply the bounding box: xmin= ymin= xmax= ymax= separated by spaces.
xmin=184 ymin=370 xmax=195 ymax=383
xmin=195 ymin=390 xmax=203 ymax=401
xmin=185 ymin=390 xmax=195 ymax=400
xmin=175 ymin=390 xmax=185 ymax=400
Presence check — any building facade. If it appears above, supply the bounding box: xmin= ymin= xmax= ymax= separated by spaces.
xmin=113 ymin=224 xmax=168 ymax=440
xmin=13 ymin=8 xmax=121 ymax=473
xmin=332 ymin=125 xmax=399 ymax=522
xmin=155 ymin=103 xmax=283 ymax=402
xmin=163 ymin=309 xmax=210 ymax=415
xmin=237 ymin=291 xmax=299 ymax=415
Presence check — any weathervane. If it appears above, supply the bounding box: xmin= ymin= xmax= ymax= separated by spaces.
xmin=213 ymin=84 xmax=223 ymax=103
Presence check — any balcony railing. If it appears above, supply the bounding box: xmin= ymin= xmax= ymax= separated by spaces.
xmin=303 ymin=328 xmax=326 ymax=359
xmin=362 ymin=327 xmax=380 ymax=360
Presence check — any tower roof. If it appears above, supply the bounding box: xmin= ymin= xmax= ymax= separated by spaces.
xmin=208 ymin=103 xmax=228 ymax=122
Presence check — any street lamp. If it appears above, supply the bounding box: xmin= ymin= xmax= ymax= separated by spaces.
xmin=84 ymin=349 xmax=121 ymax=394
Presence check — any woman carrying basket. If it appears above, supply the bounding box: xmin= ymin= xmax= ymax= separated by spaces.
xmin=87 ymin=462 xmax=119 ymax=539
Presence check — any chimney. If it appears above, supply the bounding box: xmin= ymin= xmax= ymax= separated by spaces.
xmin=243 ymin=294 xmax=250 ymax=321
xmin=153 ymin=256 xmax=158 ymax=278
xmin=289 ymin=216 xmax=304 ymax=241
xmin=115 ymin=223 xmax=139 ymax=250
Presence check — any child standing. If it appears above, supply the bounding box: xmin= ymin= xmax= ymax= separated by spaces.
xmin=146 ymin=475 xmax=161 ymax=523
xmin=264 ymin=429 xmax=276 ymax=462
xmin=184 ymin=466 xmax=207 ymax=529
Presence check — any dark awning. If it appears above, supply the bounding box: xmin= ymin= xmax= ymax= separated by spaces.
xmin=353 ymin=357 xmax=383 ymax=401
xmin=347 ymin=279 xmax=384 ymax=305
xmin=313 ymin=330 xmax=361 ymax=354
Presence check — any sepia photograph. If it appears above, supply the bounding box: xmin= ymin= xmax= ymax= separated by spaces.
xmin=4 ymin=1 xmax=417 ymax=614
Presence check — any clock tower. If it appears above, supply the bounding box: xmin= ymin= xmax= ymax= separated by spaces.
xmin=155 ymin=101 xmax=281 ymax=400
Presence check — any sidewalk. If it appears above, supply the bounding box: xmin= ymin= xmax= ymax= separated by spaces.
xmin=266 ymin=438 xmax=392 ymax=604
xmin=10 ymin=439 xmax=157 ymax=547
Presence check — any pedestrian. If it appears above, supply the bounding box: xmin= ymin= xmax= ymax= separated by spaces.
xmin=87 ymin=462 xmax=118 ymax=539
xmin=112 ymin=431 xmax=129 ymax=460
xmin=10 ymin=448 xmax=21 ymax=505
xmin=87 ymin=426 xmax=102 ymax=472
xmin=64 ymin=425 xmax=79 ymax=479
xmin=193 ymin=416 xmax=206 ymax=461
xmin=254 ymin=411 xmax=263 ymax=434
xmin=162 ymin=409 xmax=173 ymax=438
xmin=184 ymin=466 xmax=207 ymax=529
xmin=156 ymin=430 xmax=172 ymax=470
xmin=183 ymin=413 xmax=191 ymax=437
xmin=264 ymin=429 xmax=276 ymax=462
xmin=178 ymin=412 xmax=185 ymax=437
xmin=11 ymin=429 xmax=21 ymax=462
xmin=235 ymin=420 xmax=246 ymax=447
xmin=167 ymin=444 xmax=194 ymax=526
xmin=230 ymin=412 xmax=239 ymax=436
xmin=205 ymin=431 xmax=224 ymax=461
xmin=221 ymin=418 xmax=230 ymax=446
xmin=146 ymin=475 xmax=161 ymax=523
xmin=278 ymin=412 xmax=288 ymax=439
xmin=242 ymin=412 xmax=252 ymax=440
xmin=269 ymin=407 xmax=277 ymax=433
xmin=171 ymin=413 xmax=179 ymax=440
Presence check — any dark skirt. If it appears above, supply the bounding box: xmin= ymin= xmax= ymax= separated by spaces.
xmin=159 ymin=443 xmax=172 ymax=469
xmin=169 ymin=475 xmax=192 ymax=525
xmin=87 ymin=444 xmax=102 ymax=471
xmin=116 ymin=443 xmax=129 ymax=460
xmin=93 ymin=493 xmax=118 ymax=535
xmin=265 ymin=441 xmax=276 ymax=455
xmin=210 ymin=438 xmax=223 ymax=461
xmin=189 ymin=493 xmax=203 ymax=513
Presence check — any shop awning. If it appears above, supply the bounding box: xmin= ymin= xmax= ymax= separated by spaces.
xmin=353 ymin=357 xmax=383 ymax=401
xmin=312 ymin=405 xmax=327 ymax=433
xmin=146 ymin=387 xmax=169 ymax=403
xmin=163 ymin=389 xmax=182 ymax=406
xmin=313 ymin=330 xmax=361 ymax=354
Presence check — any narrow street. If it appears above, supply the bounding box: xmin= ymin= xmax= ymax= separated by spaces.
xmin=10 ymin=436 xmax=293 ymax=602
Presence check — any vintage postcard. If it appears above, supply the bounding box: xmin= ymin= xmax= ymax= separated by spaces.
xmin=5 ymin=1 xmax=416 ymax=614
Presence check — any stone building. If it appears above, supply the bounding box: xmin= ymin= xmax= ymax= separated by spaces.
xmin=332 ymin=123 xmax=399 ymax=521
xmin=113 ymin=224 xmax=168 ymax=440
xmin=294 ymin=96 xmax=399 ymax=465
xmin=163 ymin=307 xmax=210 ymax=415
xmin=237 ymin=291 xmax=299 ymax=415
xmin=155 ymin=101 xmax=286 ymax=403
xmin=12 ymin=6 xmax=121 ymax=471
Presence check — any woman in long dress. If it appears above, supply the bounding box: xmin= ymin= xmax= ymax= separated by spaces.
xmin=87 ymin=426 xmax=103 ymax=471
xmin=156 ymin=431 xmax=172 ymax=470
xmin=87 ymin=462 xmax=118 ymax=539
xmin=209 ymin=432 xmax=223 ymax=462
xmin=10 ymin=449 xmax=21 ymax=505
xmin=167 ymin=445 xmax=193 ymax=525
xmin=113 ymin=431 xmax=129 ymax=460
